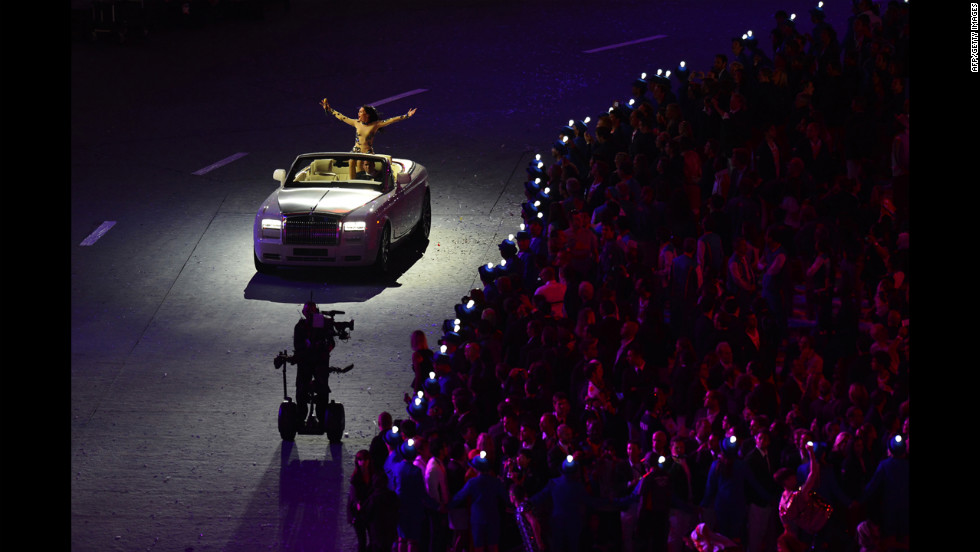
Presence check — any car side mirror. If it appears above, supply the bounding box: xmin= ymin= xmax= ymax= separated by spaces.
xmin=273 ymin=169 xmax=286 ymax=185
xmin=396 ymin=172 xmax=411 ymax=186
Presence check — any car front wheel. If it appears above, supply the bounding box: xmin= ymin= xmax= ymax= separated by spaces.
xmin=254 ymin=251 xmax=275 ymax=274
xmin=374 ymin=224 xmax=391 ymax=273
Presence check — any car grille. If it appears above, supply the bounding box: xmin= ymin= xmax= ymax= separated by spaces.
xmin=283 ymin=215 xmax=340 ymax=246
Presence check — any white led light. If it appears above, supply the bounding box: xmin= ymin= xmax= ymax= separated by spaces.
xmin=569 ymin=119 xmax=575 ymax=126
xmin=534 ymin=201 xmax=541 ymax=207
xmin=543 ymin=187 xmax=550 ymax=195
xmin=680 ymin=61 xmax=686 ymax=68
xmin=640 ymin=72 xmax=647 ymax=79
xmin=562 ymin=135 xmax=569 ymax=143
xmin=480 ymin=450 xmax=487 ymax=459
xmin=747 ymin=30 xmax=753 ymax=37
xmin=500 ymin=259 xmax=507 ymax=267
xmin=566 ymin=455 xmax=574 ymax=463
xmin=535 ymin=154 xmax=541 ymax=161
xmin=537 ymin=212 xmax=544 ymax=219
xmin=730 ymin=436 xmax=737 ymax=444
xmin=742 ymin=33 xmax=748 ymax=40
xmin=261 ymin=219 xmax=282 ymax=230
xmin=486 ymin=262 xmax=494 ymax=269
xmin=454 ymin=324 xmax=460 ymax=332
xmin=508 ymin=234 xmax=515 ymax=241
xmin=535 ymin=178 xmax=541 ymax=184
xmin=658 ymin=455 xmax=666 ymax=464
xmin=537 ymin=161 xmax=544 ymax=169
xmin=392 ymin=426 xmax=399 ymax=434
xmin=665 ymin=70 xmax=671 ymax=78
xmin=441 ymin=345 xmax=447 ymax=353
xmin=414 ymin=398 xmax=422 ymax=406
xmin=791 ymin=13 xmax=796 ymax=20
xmin=817 ymin=1 xmax=823 ymax=8
xmin=343 ymin=221 xmax=366 ymax=232
xmin=895 ymin=435 xmax=903 ymax=443
xmin=429 ymin=371 xmax=436 ymax=379
xmin=466 ymin=300 xmax=475 ymax=309
xmin=417 ymin=391 xmax=424 ymax=398
xmin=628 ymin=99 xmax=635 ymax=106
xmin=454 ymin=318 xmax=460 ymax=325
xmin=407 ymin=438 xmax=415 ymax=447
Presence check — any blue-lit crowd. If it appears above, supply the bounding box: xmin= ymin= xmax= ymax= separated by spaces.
xmin=348 ymin=2 xmax=909 ymax=552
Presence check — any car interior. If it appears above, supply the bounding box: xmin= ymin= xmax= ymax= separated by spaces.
xmin=290 ymin=157 xmax=396 ymax=189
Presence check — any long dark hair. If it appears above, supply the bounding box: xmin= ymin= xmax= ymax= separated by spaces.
xmin=361 ymin=105 xmax=380 ymax=123
xmin=352 ymin=449 xmax=372 ymax=484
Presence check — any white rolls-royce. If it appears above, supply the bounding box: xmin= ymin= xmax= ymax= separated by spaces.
xmin=253 ymin=152 xmax=430 ymax=273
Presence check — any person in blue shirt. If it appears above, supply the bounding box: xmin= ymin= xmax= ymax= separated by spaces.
xmin=391 ymin=438 xmax=438 ymax=552
xmin=529 ymin=454 xmax=591 ymax=552
xmin=383 ymin=425 xmax=405 ymax=490
xmin=700 ymin=435 xmax=772 ymax=544
xmin=528 ymin=454 xmax=637 ymax=552
xmin=449 ymin=449 xmax=510 ymax=552
xmin=859 ymin=434 xmax=909 ymax=549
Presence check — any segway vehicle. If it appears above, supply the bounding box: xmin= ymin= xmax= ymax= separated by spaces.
xmin=273 ymin=307 xmax=354 ymax=442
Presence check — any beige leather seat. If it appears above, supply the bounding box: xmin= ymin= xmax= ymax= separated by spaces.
xmin=308 ymin=159 xmax=337 ymax=181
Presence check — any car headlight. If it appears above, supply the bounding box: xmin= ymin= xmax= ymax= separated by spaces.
xmin=343 ymin=220 xmax=366 ymax=241
xmin=261 ymin=218 xmax=282 ymax=239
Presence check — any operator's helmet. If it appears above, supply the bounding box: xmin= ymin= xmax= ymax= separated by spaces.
xmin=302 ymin=301 xmax=318 ymax=319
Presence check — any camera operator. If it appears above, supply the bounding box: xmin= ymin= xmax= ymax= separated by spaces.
xmin=292 ymin=301 xmax=331 ymax=425
xmin=289 ymin=301 xmax=353 ymax=429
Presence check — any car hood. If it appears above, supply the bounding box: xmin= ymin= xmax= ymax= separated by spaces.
xmin=277 ymin=187 xmax=382 ymax=216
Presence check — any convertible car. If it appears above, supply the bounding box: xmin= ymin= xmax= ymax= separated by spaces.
xmin=253 ymin=152 xmax=430 ymax=273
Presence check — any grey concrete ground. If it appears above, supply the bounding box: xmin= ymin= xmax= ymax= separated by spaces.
xmin=70 ymin=1 xmax=852 ymax=550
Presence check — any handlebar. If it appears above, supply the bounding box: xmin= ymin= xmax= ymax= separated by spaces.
xmin=274 ymin=350 xmax=291 ymax=369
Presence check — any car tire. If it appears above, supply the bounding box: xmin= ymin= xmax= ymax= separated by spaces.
xmin=254 ymin=251 xmax=275 ymax=274
xmin=278 ymin=400 xmax=298 ymax=441
xmin=375 ymin=224 xmax=391 ymax=273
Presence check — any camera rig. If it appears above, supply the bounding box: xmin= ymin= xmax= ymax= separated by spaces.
xmin=273 ymin=302 xmax=355 ymax=442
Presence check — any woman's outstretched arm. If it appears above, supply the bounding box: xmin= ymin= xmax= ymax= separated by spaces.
xmin=321 ymin=98 xmax=357 ymax=127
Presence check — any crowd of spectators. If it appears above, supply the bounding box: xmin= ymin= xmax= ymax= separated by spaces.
xmin=347 ymin=2 xmax=909 ymax=552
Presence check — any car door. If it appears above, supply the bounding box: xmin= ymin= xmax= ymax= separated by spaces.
xmin=381 ymin=164 xmax=408 ymax=239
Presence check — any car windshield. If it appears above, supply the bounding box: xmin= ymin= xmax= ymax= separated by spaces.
xmin=285 ymin=154 xmax=391 ymax=190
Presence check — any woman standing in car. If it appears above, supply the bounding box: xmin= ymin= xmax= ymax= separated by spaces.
xmin=320 ymin=98 xmax=417 ymax=154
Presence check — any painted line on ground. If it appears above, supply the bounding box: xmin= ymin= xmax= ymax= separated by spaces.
xmin=369 ymin=88 xmax=429 ymax=107
xmin=192 ymin=152 xmax=249 ymax=175
xmin=80 ymin=221 xmax=117 ymax=246
xmin=583 ymin=34 xmax=668 ymax=54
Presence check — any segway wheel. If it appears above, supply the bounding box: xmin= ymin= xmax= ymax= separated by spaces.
xmin=325 ymin=401 xmax=345 ymax=442
xmin=278 ymin=400 xmax=298 ymax=441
